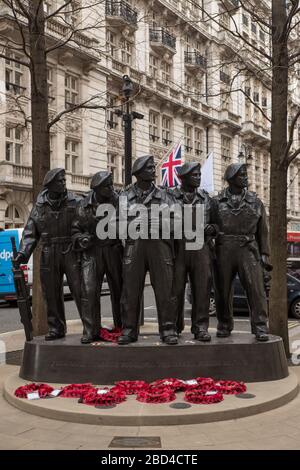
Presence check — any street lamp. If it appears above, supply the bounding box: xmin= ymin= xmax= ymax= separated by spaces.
xmin=119 ymin=75 xmax=144 ymax=186
xmin=238 ymin=143 xmax=253 ymax=164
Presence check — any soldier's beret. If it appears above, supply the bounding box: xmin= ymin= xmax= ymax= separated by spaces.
xmin=90 ymin=171 xmax=112 ymax=189
xmin=43 ymin=168 xmax=65 ymax=187
xmin=132 ymin=155 xmax=154 ymax=176
xmin=224 ymin=163 xmax=247 ymax=182
xmin=177 ymin=162 xmax=201 ymax=178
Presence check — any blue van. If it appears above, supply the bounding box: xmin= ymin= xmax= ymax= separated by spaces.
xmin=0 ymin=229 xmax=32 ymax=304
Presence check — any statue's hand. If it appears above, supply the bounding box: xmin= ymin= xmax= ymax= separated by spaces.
xmin=13 ymin=252 xmax=26 ymax=267
xmin=78 ymin=235 xmax=92 ymax=250
xmin=204 ymin=224 xmax=219 ymax=237
xmin=261 ymin=254 xmax=273 ymax=272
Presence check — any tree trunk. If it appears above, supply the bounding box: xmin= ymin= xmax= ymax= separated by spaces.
xmin=269 ymin=0 xmax=290 ymax=356
xmin=29 ymin=1 xmax=50 ymax=336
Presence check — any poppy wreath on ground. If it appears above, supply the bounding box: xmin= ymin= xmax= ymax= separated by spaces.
xmin=214 ymin=380 xmax=247 ymax=395
xmin=82 ymin=387 xmax=126 ymax=406
xmin=137 ymin=387 xmax=176 ymax=404
xmin=149 ymin=378 xmax=187 ymax=392
xmin=14 ymin=383 xmax=54 ymax=399
xmin=113 ymin=380 xmax=149 ymax=395
xmin=184 ymin=388 xmax=224 ymax=405
xmin=99 ymin=327 xmax=123 ymax=343
xmin=60 ymin=383 xmax=96 ymax=398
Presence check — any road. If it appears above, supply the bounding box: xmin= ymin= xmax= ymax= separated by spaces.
xmin=2 ymin=285 xmax=294 ymax=334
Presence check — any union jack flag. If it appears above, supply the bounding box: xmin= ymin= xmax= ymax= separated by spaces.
xmin=161 ymin=141 xmax=182 ymax=187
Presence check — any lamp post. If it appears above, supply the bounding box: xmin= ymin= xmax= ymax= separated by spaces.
xmin=118 ymin=75 xmax=144 ymax=186
xmin=238 ymin=143 xmax=253 ymax=164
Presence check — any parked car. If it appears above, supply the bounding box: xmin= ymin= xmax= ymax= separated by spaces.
xmin=186 ymin=273 xmax=300 ymax=319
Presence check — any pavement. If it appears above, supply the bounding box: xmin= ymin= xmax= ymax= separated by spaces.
xmin=1 ymin=326 xmax=300 ymax=450
xmin=1 ymin=284 xmax=300 ymax=450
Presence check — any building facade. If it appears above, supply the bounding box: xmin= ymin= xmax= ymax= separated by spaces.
xmin=0 ymin=0 xmax=299 ymax=229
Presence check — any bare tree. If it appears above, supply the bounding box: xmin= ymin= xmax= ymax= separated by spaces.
xmin=190 ymin=0 xmax=300 ymax=355
xmin=0 ymin=0 xmax=113 ymax=335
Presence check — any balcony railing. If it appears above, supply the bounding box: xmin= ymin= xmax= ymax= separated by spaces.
xmin=184 ymin=51 xmax=207 ymax=68
xmin=150 ymin=28 xmax=176 ymax=52
xmin=105 ymin=1 xmax=138 ymax=26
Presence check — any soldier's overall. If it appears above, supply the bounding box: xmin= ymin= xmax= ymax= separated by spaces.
xmin=14 ymin=168 xmax=82 ymax=340
xmin=72 ymin=171 xmax=123 ymax=344
xmin=212 ymin=163 xmax=271 ymax=341
xmin=172 ymin=162 xmax=218 ymax=342
xmin=118 ymin=155 xmax=178 ymax=345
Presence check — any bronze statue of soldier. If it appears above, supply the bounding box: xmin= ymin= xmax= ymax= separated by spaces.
xmin=172 ymin=162 xmax=218 ymax=342
xmin=212 ymin=163 xmax=271 ymax=341
xmin=13 ymin=168 xmax=82 ymax=340
xmin=72 ymin=171 xmax=123 ymax=344
xmin=118 ymin=155 xmax=178 ymax=346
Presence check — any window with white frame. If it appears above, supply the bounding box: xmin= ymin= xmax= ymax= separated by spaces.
xmin=149 ymin=54 xmax=159 ymax=79
xmin=149 ymin=111 xmax=160 ymax=142
xmin=161 ymin=61 xmax=171 ymax=83
xmin=5 ymin=205 xmax=24 ymax=229
xmin=162 ymin=116 xmax=172 ymax=146
xmin=6 ymin=126 xmax=23 ymax=164
xmin=5 ymin=51 xmax=24 ymax=94
xmin=65 ymin=73 xmax=79 ymax=108
xmin=221 ymin=135 xmax=231 ymax=177
xmin=106 ymin=30 xmax=117 ymax=58
xmin=107 ymin=153 xmax=118 ymax=182
xmin=107 ymin=94 xmax=121 ymax=131
xmin=194 ymin=128 xmax=204 ymax=156
xmin=64 ymin=0 xmax=81 ymax=27
xmin=65 ymin=139 xmax=79 ymax=173
xmin=120 ymin=39 xmax=132 ymax=65
xmin=184 ymin=125 xmax=193 ymax=154
xmin=47 ymin=66 xmax=55 ymax=102
xmin=44 ymin=0 xmax=52 ymax=15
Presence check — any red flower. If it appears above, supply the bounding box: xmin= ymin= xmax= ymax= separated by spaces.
xmin=214 ymin=380 xmax=247 ymax=395
xmin=185 ymin=388 xmax=224 ymax=404
xmin=137 ymin=388 xmax=176 ymax=404
xmin=99 ymin=327 xmax=123 ymax=343
xmin=113 ymin=381 xmax=149 ymax=395
xmin=150 ymin=378 xmax=187 ymax=392
xmin=83 ymin=387 xmax=126 ymax=406
xmin=60 ymin=383 xmax=96 ymax=398
xmin=14 ymin=383 xmax=54 ymax=399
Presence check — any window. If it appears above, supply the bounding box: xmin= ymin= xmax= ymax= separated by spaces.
xmin=65 ymin=73 xmax=79 ymax=108
xmin=106 ymin=30 xmax=117 ymax=58
xmin=251 ymin=22 xmax=257 ymax=35
xmin=149 ymin=54 xmax=159 ymax=79
xmin=65 ymin=139 xmax=79 ymax=173
xmin=162 ymin=116 xmax=172 ymax=146
xmin=6 ymin=126 xmax=23 ymax=164
xmin=44 ymin=0 xmax=52 ymax=15
xmin=184 ymin=125 xmax=193 ymax=153
xmin=161 ymin=61 xmax=171 ymax=83
xmin=47 ymin=66 xmax=55 ymax=102
xmin=149 ymin=111 xmax=160 ymax=142
xmin=64 ymin=0 xmax=80 ymax=27
xmin=221 ymin=135 xmax=231 ymax=177
xmin=259 ymin=30 xmax=265 ymax=43
xmin=5 ymin=51 xmax=24 ymax=94
xmin=120 ymin=39 xmax=132 ymax=65
xmin=194 ymin=128 xmax=203 ymax=156
xmin=107 ymin=94 xmax=120 ymax=131
xmin=107 ymin=153 xmax=118 ymax=182
xmin=5 ymin=204 xmax=24 ymax=229
xmin=149 ymin=54 xmax=159 ymax=78
xmin=242 ymin=14 xmax=249 ymax=27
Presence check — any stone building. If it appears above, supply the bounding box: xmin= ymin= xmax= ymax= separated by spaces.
xmin=0 ymin=0 xmax=299 ymax=229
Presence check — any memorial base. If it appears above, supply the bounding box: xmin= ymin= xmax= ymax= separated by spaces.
xmin=19 ymin=332 xmax=288 ymax=384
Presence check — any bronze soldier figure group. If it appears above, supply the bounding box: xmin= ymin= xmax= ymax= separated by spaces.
xmin=14 ymin=157 xmax=271 ymax=345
